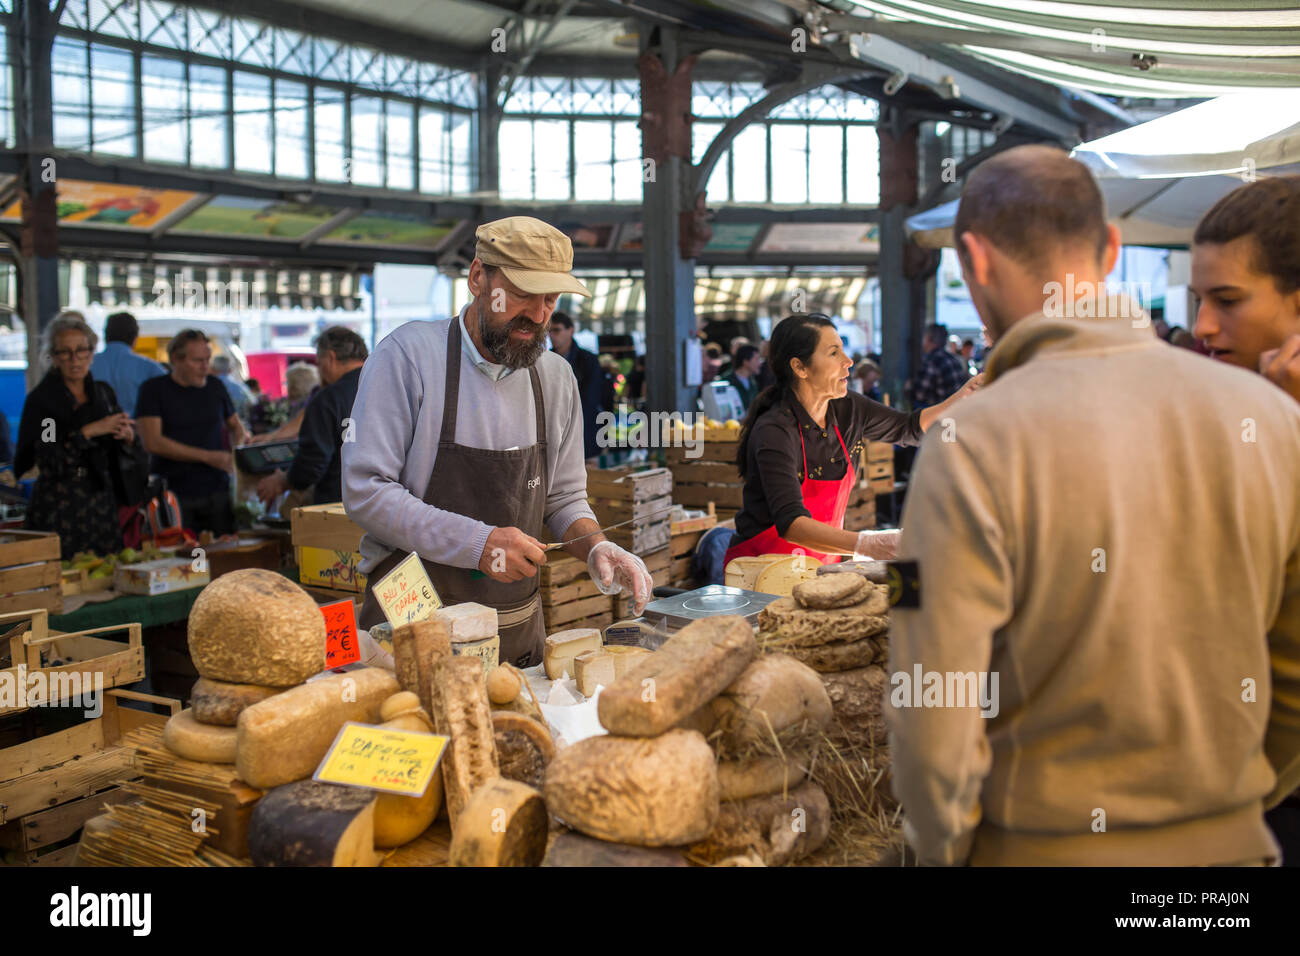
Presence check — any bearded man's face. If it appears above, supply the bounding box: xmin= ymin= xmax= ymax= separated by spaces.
xmin=476 ymin=272 xmax=558 ymax=369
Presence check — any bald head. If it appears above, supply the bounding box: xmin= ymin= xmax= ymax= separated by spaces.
xmin=955 ymin=145 xmax=1108 ymax=273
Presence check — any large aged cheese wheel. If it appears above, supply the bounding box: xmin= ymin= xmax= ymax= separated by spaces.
xmin=707 ymin=654 xmax=833 ymax=752
xmin=821 ymin=664 xmax=890 ymax=746
xmin=761 ymin=634 xmax=881 ymax=672
xmin=188 ymin=569 xmax=326 ymax=686
xmin=190 ymin=677 xmax=282 ymax=727
xmin=448 ymin=778 xmax=548 ymax=867
xmin=791 ymin=573 xmax=870 ymax=610
xmin=542 ymin=830 xmax=689 ymax=867
xmin=236 ymin=667 xmax=399 ymax=789
xmin=689 ymin=782 xmax=831 ymax=866
xmin=597 ymin=615 xmax=756 ymax=737
xmin=248 ymin=780 xmax=381 ymax=867
xmin=492 ymin=711 xmax=555 ymax=790
xmin=756 ymin=593 xmax=889 ymax=647
xmin=544 ymin=728 xmax=719 ymax=846
xmin=717 ymin=752 xmax=811 ymax=801
xmin=163 ymin=708 xmax=237 ymax=763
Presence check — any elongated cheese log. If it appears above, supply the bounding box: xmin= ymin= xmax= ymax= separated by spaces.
xmin=597 ymin=616 xmax=756 ymax=737
xmin=235 ymin=668 xmax=400 ymax=789
xmin=430 ymin=655 xmax=499 ymax=827
xmin=248 ymin=780 xmax=380 ymax=867
xmin=392 ymin=620 xmax=452 ymax=716
xmin=164 ymin=708 xmax=238 ymax=763
xmin=492 ymin=711 xmax=555 ymax=790
xmin=689 ymin=782 xmax=830 ymax=866
xmin=448 ymin=778 xmax=548 ymax=867
xmin=545 ymin=729 xmax=718 ymax=846
xmin=190 ymin=677 xmax=282 ymax=727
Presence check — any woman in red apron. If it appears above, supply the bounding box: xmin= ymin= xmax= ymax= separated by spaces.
xmin=725 ymin=314 xmax=979 ymax=569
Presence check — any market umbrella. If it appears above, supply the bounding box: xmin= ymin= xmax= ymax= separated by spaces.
xmin=906 ymin=91 xmax=1300 ymax=248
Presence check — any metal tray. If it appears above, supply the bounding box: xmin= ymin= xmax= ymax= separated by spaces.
xmin=640 ymin=584 xmax=779 ymax=642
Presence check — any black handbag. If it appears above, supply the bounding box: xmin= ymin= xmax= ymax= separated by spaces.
xmin=95 ymin=381 xmax=150 ymax=507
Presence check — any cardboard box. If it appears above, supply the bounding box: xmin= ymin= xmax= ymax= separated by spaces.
xmin=113 ymin=558 xmax=210 ymax=596
xmin=296 ymin=545 xmax=368 ymax=593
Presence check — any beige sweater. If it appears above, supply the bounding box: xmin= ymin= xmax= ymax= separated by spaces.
xmin=888 ymin=309 xmax=1300 ymax=866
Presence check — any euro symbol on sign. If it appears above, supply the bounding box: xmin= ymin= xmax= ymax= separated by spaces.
xmin=421 ymin=586 xmax=432 ymax=600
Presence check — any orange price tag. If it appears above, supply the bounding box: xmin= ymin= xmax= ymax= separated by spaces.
xmin=322 ymin=599 xmax=360 ymax=669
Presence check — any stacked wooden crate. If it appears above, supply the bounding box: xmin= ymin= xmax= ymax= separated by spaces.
xmin=667 ymin=425 xmax=745 ymax=523
xmin=0 ymin=609 xmax=146 ymax=719
xmin=0 ymin=689 xmax=177 ymax=866
xmin=540 ymin=554 xmax=613 ymax=633
xmin=0 ymin=531 xmax=62 ymax=615
xmin=587 ymin=465 xmax=674 ymax=619
xmin=845 ymin=483 xmax=876 ymax=531
xmin=864 ymin=442 xmax=895 ymax=495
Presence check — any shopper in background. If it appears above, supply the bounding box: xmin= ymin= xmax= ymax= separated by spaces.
xmin=16 ymin=311 xmax=130 ymax=558
xmin=724 ymin=343 xmax=763 ymax=413
xmin=756 ymin=339 xmax=776 ymax=390
xmin=624 ymin=354 xmax=647 ymax=407
xmin=1191 ymin=175 xmax=1300 ymax=405
xmin=136 ymin=329 xmax=244 ymax=536
xmin=247 ymin=361 xmax=321 ymax=444
xmin=855 ymin=358 xmax=884 ymax=402
xmin=547 ymin=311 xmax=604 ymax=460
xmin=890 ymin=144 xmax=1300 ymax=867
xmin=90 ymin=311 xmax=164 ymax=418
xmin=258 ymin=326 xmax=367 ymax=509
xmin=911 ymin=323 xmax=970 ymax=408
xmin=212 ymin=354 xmax=254 ymax=420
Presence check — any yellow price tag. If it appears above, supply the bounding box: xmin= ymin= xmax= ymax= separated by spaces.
xmin=313 ymin=722 xmax=448 ymax=797
xmin=373 ymin=551 xmax=443 ymax=626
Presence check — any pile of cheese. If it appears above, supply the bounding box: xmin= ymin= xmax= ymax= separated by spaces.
xmin=756 ymin=570 xmax=893 ymax=747
xmin=542 ymin=615 xmax=836 ymax=866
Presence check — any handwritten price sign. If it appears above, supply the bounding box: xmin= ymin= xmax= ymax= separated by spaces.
xmin=373 ymin=551 xmax=442 ymax=626
xmin=321 ymin=599 xmax=360 ymax=669
xmin=314 ymin=722 xmax=448 ymax=796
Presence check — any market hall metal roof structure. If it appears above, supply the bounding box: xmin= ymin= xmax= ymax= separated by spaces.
xmin=3 ymin=0 xmax=1134 ymax=273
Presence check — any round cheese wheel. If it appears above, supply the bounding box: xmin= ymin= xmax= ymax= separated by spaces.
xmin=449 ymin=778 xmax=548 ymax=867
xmin=190 ymin=677 xmax=282 ymax=727
xmin=163 ymin=708 xmax=238 ymax=764
xmin=188 ymin=569 xmax=326 ymax=687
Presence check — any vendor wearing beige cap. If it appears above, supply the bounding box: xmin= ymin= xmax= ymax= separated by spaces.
xmin=344 ymin=216 xmax=652 ymax=666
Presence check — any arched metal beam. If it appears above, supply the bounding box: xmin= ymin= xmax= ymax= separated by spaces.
xmin=691 ymin=65 xmax=875 ymax=196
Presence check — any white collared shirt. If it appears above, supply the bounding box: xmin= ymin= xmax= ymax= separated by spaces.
xmin=458 ymin=304 xmax=514 ymax=382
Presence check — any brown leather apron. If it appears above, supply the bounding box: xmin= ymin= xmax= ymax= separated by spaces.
xmin=358 ymin=317 xmax=549 ymax=667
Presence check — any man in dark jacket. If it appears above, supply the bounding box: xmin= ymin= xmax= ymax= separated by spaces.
xmin=548 ymin=311 xmax=604 ymax=460
xmin=257 ymin=326 xmax=367 ymax=507
xmin=724 ymin=343 xmax=763 ymax=413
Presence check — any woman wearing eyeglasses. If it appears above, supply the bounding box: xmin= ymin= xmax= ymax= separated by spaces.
xmin=15 ymin=311 xmax=134 ymax=559
xmin=725 ymin=313 xmax=982 ymax=568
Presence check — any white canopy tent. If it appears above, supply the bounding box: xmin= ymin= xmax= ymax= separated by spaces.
xmin=905 ymin=91 xmax=1300 ymax=248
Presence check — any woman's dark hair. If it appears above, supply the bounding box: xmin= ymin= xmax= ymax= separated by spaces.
xmin=735 ymin=313 xmax=836 ymax=478
xmin=1194 ymin=176 xmax=1300 ymax=294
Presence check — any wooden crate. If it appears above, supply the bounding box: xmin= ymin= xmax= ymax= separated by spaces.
xmin=0 ymin=610 xmax=146 ymax=718
xmin=290 ymin=502 xmax=364 ymax=553
xmin=669 ymin=454 xmax=745 ymax=515
xmin=0 ymin=531 xmax=62 ymax=615
xmin=863 ymin=443 xmax=895 ymax=494
xmin=666 ymin=441 xmax=738 ymax=465
xmin=295 ymin=545 xmax=368 ymax=593
xmin=0 ymin=689 xmax=178 ymax=864
xmin=845 ymin=483 xmax=876 ymax=531
xmin=586 ymin=465 xmax=673 ymax=503
xmin=60 ymin=567 xmax=114 ymax=597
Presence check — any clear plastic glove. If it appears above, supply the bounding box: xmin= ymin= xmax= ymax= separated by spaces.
xmin=853 ymin=529 xmax=901 ymax=561
xmin=587 ymin=540 xmax=654 ymax=614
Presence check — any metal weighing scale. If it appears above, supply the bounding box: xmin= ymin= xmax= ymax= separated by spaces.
xmin=640 ymin=585 xmax=781 ymax=648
